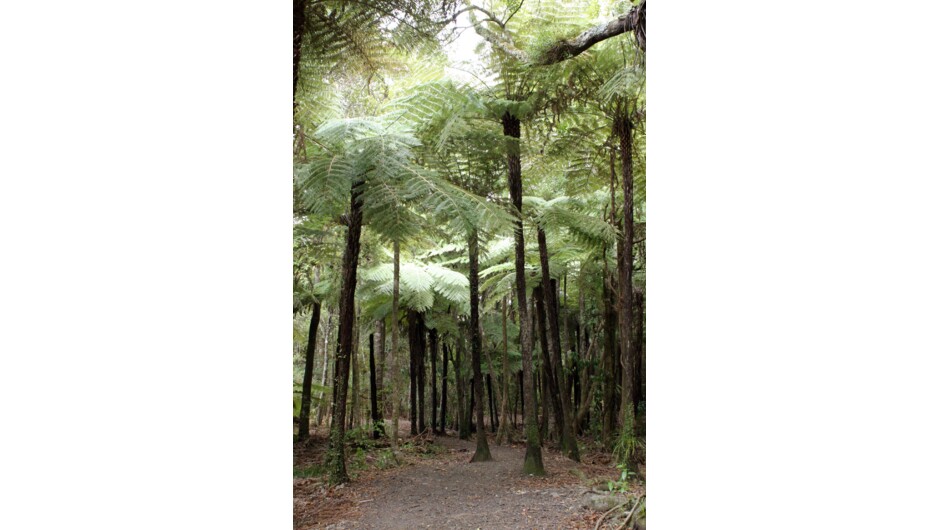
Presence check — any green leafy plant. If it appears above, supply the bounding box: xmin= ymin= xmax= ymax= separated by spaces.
xmin=613 ymin=428 xmax=646 ymax=469
xmin=607 ymin=463 xmax=637 ymax=493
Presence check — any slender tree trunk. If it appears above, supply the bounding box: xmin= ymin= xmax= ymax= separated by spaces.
xmin=539 ymin=356 xmax=549 ymax=441
xmin=536 ymin=229 xmax=580 ymax=460
xmin=615 ymin=106 xmax=638 ymax=465
xmin=486 ymin=373 xmax=499 ymax=428
xmin=375 ymin=320 xmax=386 ymax=419
xmin=369 ymin=333 xmax=384 ymax=439
xmin=573 ymin=318 xmax=581 ymax=418
xmin=518 ymin=369 xmax=524 ymax=421
xmin=389 ymin=241 xmax=401 ymax=452
xmin=575 ymin=329 xmax=599 ymax=427
xmin=298 ymin=275 xmax=321 ymax=442
xmin=578 ymin=289 xmax=589 ymax=432
xmin=317 ymin=310 xmax=331 ymax=425
xmin=495 ymin=296 xmax=513 ymax=444
xmin=456 ymin=335 xmax=469 ymax=439
xmin=533 ymin=285 xmax=565 ymax=449
xmin=602 ymin=146 xmax=619 ymax=445
xmin=468 ymin=376 xmax=476 ymax=432
xmin=417 ymin=314 xmax=427 ymax=434
xmin=503 ymin=111 xmax=544 ymax=475
xmin=440 ymin=341 xmax=449 ymax=434
xmin=350 ymin=308 xmax=360 ymax=430
xmin=430 ymin=328 xmax=439 ymax=435
xmin=327 ymin=184 xmax=364 ymax=484
xmin=468 ymin=229 xmax=492 ymax=461
xmin=408 ymin=309 xmax=418 ymax=435
xmin=481 ymin=310 xmax=499 ymax=434
xmin=633 ymin=289 xmax=646 ymax=435
xmin=560 ymin=274 xmax=571 ymax=380
xmin=602 ymin=255 xmax=618 ymax=445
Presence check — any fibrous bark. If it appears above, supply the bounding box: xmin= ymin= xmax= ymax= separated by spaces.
xmin=456 ymin=334 xmax=470 ymax=439
xmin=389 ymin=241 xmax=401 ymax=452
xmin=298 ymin=297 xmax=321 ymax=442
xmin=533 ymin=285 xmax=565 ymax=448
xmin=327 ymin=183 xmax=364 ymax=484
xmin=440 ymin=341 xmax=449 ymax=434
xmin=503 ymin=111 xmax=544 ymax=475
xmin=408 ymin=309 xmax=428 ymax=434
xmin=430 ymin=327 xmax=439 ymax=434
xmin=316 ymin=311 xmax=331 ymax=425
xmin=369 ymin=332 xmax=384 ymax=439
xmin=614 ymin=105 xmax=639 ymax=466
xmin=349 ymin=307 xmax=360 ymax=429
xmin=468 ymin=229 xmax=492 ymax=462
xmin=495 ymin=296 xmax=513 ymax=444
xmin=536 ymin=228 xmax=580 ymax=461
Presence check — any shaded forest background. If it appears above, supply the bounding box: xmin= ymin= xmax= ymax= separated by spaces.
xmin=292 ymin=3 xmax=647 ymax=519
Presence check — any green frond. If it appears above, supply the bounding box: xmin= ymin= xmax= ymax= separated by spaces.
xmin=399 ymin=261 xmax=434 ymax=293
xmin=425 ymin=263 xmax=470 ymax=305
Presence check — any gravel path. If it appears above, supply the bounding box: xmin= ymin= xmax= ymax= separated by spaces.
xmin=330 ymin=434 xmax=601 ymax=529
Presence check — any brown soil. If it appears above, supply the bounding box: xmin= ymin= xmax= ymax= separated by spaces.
xmin=295 ymin=423 xmax=631 ymax=530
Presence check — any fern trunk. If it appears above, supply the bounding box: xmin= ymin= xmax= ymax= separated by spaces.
xmin=602 ymin=261 xmax=619 ymax=446
xmin=369 ymin=332 xmax=384 ymax=439
xmin=614 ymin=106 xmax=638 ymax=467
xmin=633 ymin=289 xmax=646 ymax=435
xmin=430 ymin=327 xmax=439 ymax=434
xmin=455 ymin=332 xmax=469 ymax=439
xmin=468 ymin=229 xmax=492 ymax=461
xmin=482 ymin=324 xmax=498 ymax=433
xmin=407 ymin=309 xmax=428 ymax=435
xmin=349 ymin=307 xmax=360 ymax=430
xmin=316 ymin=310 xmax=331 ymax=426
xmin=440 ymin=341 xmax=449 ymax=434
xmin=537 ymin=228 xmax=580 ymax=461
xmin=602 ymin=148 xmax=619 ymax=446
xmin=503 ymin=111 xmax=544 ymax=475
xmin=298 ymin=300 xmax=321 ymax=442
xmin=327 ymin=184 xmax=364 ymax=484
xmin=374 ymin=320 xmax=386 ymax=426
xmin=495 ymin=296 xmax=512 ymax=444
xmin=389 ymin=241 xmax=401 ymax=452
xmin=418 ymin=315 xmax=427 ymax=435
xmin=408 ymin=310 xmax=417 ymax=435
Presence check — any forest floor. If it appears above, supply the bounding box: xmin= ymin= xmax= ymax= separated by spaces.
xmin=294 ymin=421 xmax=644 ymax=529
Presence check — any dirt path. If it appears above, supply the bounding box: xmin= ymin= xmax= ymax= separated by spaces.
xmin=311 ymin=433 xmax=619 ymax=530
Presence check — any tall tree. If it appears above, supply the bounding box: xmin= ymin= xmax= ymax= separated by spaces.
xmin=495 ymin=296 xmax=513 ymax=444
xmin=614 ymin=104 xmax=638 ymax=465
xmin=375 ymin=320 xmax=386 ymax=429
xmin=468 ymin=229 xmax=493 ymax=461
xmin=456 ymin=331 xmax=470 ymax=439
xmin=369 ymin=332 xmax=384 ymax=438
xmin=389 ymin=242 xmax=402 ymax=452
xmin=298 ymin=269 xmax=322 ymax=442
xmin=536 ymin=227 xmax=580 ymax=461
xmin=503 ymin=110 xmax=544 ymax=475
xmin=326 ymin=183 xmax=364 ymax=484
xmin=439 ymin=340 xmax=449 ymax=434
xmin=430 ymin=327 xmax=439 ymax=434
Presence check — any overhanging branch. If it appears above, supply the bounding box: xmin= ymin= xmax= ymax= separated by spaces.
xmin=535 ymin=1 xmax=645 ymax=65
xmin=469 ymin=1 xmax=646 ymax=66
